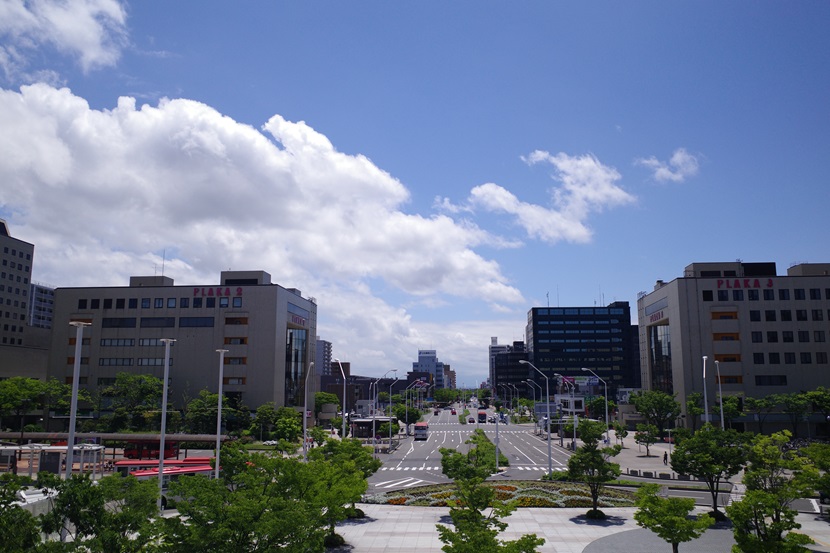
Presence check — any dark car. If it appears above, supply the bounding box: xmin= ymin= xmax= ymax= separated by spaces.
xmin=451 ymin=409 xmax=457 ymax=415
xmin=468 ymin=417 xmax=475 ymax=423
xmin=487 ymin=416 xmax=495 ymax=423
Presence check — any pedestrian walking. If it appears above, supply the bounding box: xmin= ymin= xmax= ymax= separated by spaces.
xmin=663 ymin=451 xmax=668 ymax=465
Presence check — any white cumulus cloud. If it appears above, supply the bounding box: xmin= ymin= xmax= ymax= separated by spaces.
xmin=635 ymin=147 xmax=700 ymax=183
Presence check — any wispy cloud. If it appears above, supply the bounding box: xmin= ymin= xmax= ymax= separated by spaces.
xmin=635 ymin=147 xmax=700 ymax=183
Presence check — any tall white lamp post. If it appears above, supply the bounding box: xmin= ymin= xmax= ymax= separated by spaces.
xmin=403 ymin=380 xmax=419 ymax=435
xmin=526 ymin=379 xmax=542 ymax=426
xmin=215 ymin=349 xmax=228 ymax=478
xmin=388 ymin=376 xmax=397 ymax=446
xmin=715 ymin=360 xmax=725 ymax=430
xmin=581 ymin=368 xmax=609 ymax=445
xmin=303 ymin=361 xmax=314 ymax=462
xmin=157 ymin=338 xmax=175 ymax=511
xmin=702 ymin=355 xmax=709 ymax=426
xmin=519 ymin=360 xmax=552 ymax=477
xmin=334 ymin=358 xmax=347 ymax=438
xmin=64 ymin=321 xmax=90 ymax=482
xmin=555 ymin=374 xmax=576 ymax=450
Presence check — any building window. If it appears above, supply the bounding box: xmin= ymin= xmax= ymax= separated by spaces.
xmin=78 ymin=299 xmax=87 ymax=309
xmin=717 ymin=375 xmax=743 ymax=384
xmin=766 ymin=331 xmax=778 ymax=343
xmin=206 ymin=297 xmax=216 ymax=308
xmin=815 ymin=331 xmax=826 ymax=343
xmin=193 ymin=297 xmax=203 ymax=308
xmin=753 ymin=352 xmax=764 ymax=364
xmin=91 ymin=299 xmax=100 ymax=309
xmin=751 ymin=331 xmax=762 ymax=343
xmin=224 ymin=337 xmax=248 ymax=345
xmin=748 ymin=289 xmax=759 ymax=301
xmin=781 ymin=310 xmax=792 ymax=321
xmin=180 ymin=297 xmax=189 ymax=308
xmin=140 ymin=317 xmax=176 ymax=328
xmin=99 ymin=358 xmax=134 ymax=366
xmin=769 ymin=352 xmax=781 ymax=364
xmin=219 ymin=297 xmax=229 ymax=308
xmin=810 ymin=288 xmax=821 ymax=300
xmin=225 ymin=357 xmax=247 ymax=365
xmin=749 ymin=311 xmax=761 ymax=322
xmin=779 ymin=289 xmax=790 ymax=300
xmin=137 ymin=358 xmax=173 ymax=366
xmin=783 ymin=331 xmax=794 ymax=343
xmin=154 ymin=298 xmax=163 ymax=308
xmin=763 ymin=289 xmax=775 ymax=300
xmin=798 ymin=331 xmax=810 ymax=343
xmin=817 ymin=352 xmax=828 ymax=364
xmin=718 ymin=290 xmax=729 ymax=301
xmin=232 ymin=297 xmax=242 ymax=308
xmin=714 ymin=333 xmax=739 ymax=341
xmin=167 ymin=298 xmax=176 ymax=308
xmin=714 ymin=354 xmax=741 ymax=362
xmin=784 ymin=352 xmax=796 ymax=364
xmin=714 ymin=311 xmax=738 ymax=320
xmin=796 ymin=310 xmax=808 ymax=321
xmin=794 ymin=289 xmax=806 ymax=300
xmin=103 ymin=298 xmax=113 ymax=309
xmin=812 ymin=309 xmax=824 ymax=321
xmin=764 ymin=310 xmax=776 ymax=322
xmin=702 ymin=290 xmax=714 ymax=301
xmin=101 ymin=317 xmax=137 ymax=328
xmin=223 ymin=377 xmax=246 ymax=385
xmin=756 ymin=375 xmax=787 ymax=386
xmin=128 ymin=298 xmax=137 ymax=309
xmin=733 ymin=290 xmax=744 ymax=301
xmin=225 ymin=317 xmax=249 ymax=325
xmin=801 ymin=352 xmax=812 ymax=364
xmin=141 ymin=298 xmax=150 ymax=308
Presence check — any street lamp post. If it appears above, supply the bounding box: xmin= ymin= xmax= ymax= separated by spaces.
xmin=526 ymin=379 xmax=543 ymax=428
xmin=215 ymin=349 xmax=228 ymax=478
xmin=555 ymin=374 xmax=576 ymax=450
xmin=519 ymin=360 xmax=552 ymax=477
xmin=302 ymin=361 xmax=314 ymax=462
xmin=334 ymin=359 xmax=347 ymax=438
xmin=581 ymin=368 xmax=609 ymax=445
xmin=510 ymin=383 xmax=520 ymax=417
xmin=404 ymin=380 xmax=419 ymax=435
xmin=388 ymin=377 xmax=397 ymax=447
xmin=702 ymin=355 xmax=709 ymax=426
xmin=65 ymin=321 xmax=90 ymax=482
xmin=715 ymin=360 xmax=725 ymax=430
xmin=157 ymin=338 xmax=175 ymax=512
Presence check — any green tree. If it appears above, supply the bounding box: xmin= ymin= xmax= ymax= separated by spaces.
xmin=634 ymin=423 xmax=660 ymax=457
xmin=800 ymin=442 xmax=830 ymax=504
xmin=433 ymin=387 xmax=457 ymax=405
xmin=685 ymin=392 xmax=705 ymax=432
xmin=726 ymin=431 xmax=817 ymax=553
xmin=631 ymin=390 xmax=681 ymax=437
xmin=102 ymin=373 xmax=164 ymax=431
xmin=0 ymin=377 xmax=46 ymax=441
xmin=566 ymin=419 xmax=621 ymax=518
xmin=713 ymin=395 xmax=742 ymax=429
xmin=779 ymin=392 xmax=811 ymax=438
xmin=437 ymin=438 xmax=544 ymax=552
xmin=160 ymin=452 xmax=328 ymax=552
xmin=670 ymin=426 xmax=747 ymax=520
xmin=38 ymin=471 xmax=159 ymax=552
xmin=308 ymin=425 xmax=328 ymax=446
xmin=743 ymin=395 xmax=780 ymax=436
xmin=807 ymin=387 xmax=830 ymax=422
xmin=0 ymin=474 xmax=40 ymax=552
xmin=634 ymin=483 xmax=714 ymax=553
xmin=314 ymin=392 xmax=340 ymax=417
xmin=612 ymin=421 xmax=628 ymax=447
xmin=251 ymin=402 xmax=279 ymax=440
xmin=585 ymin=396 xmax=616 ymax=424
xmin=183 ymin=389 xmax=232 ymax=435
xmin=393 ymin=402 xmax=422 ymax=434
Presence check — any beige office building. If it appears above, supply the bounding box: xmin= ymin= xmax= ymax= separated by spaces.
xmin=47 ymin=271 xmax=317 ymax=415
xmin=638 ymin=261 xmax=830 ymax=432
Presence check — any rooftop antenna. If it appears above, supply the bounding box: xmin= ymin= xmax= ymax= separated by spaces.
xmin=546 ymin=292 xmax=549 ymax=307
xmin=161 ymin=249 xmax=166 ymax=276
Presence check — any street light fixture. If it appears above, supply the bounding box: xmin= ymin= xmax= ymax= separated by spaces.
xmin=403 ymin=380 xmax=420 ymax=435
xmin=526 ymin=379 xmax=542 ymax=425
xmin=65 ymin=321 xmax=90 ymax=481
xmin=302 ymin=361 xmax=314 ymax=462
xmin=715 ymin=360 xmax=725 ymax=430
xmin=581 ymin=368 xmax=609 ymax=445
xmin=510 ymin=383 xmax=520 ymax=416
xmin=157 ymin=338 xmax=175 ymax=512
xmin=519 ymin=360 xmax=552 ymax=477
xmin=334 ymin=359 xmax=347 ymax=438
xmin=702 ymin=355 xmax=709 ymax=426
xmin=388 ymin=376 xmax=398 ymax=447
xmin=215 ymin=349 xmax=228 ymax=478
xmin=555 ymin=373 xmax=576 ymax=451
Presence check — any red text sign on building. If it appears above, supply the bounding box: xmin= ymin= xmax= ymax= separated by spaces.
xmin=716 ymin=279 xmax=774 ymax=289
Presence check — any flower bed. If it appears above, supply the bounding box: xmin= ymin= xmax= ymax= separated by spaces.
xmin=363 ymin=480 xmax=636 ymax=508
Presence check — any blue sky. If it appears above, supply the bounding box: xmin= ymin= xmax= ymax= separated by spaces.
xmin=1 ymin=1 xmax=828 ymax=386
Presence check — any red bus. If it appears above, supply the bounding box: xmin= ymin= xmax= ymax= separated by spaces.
xmin=130 ymin=464 xmax=214 ymax=509
xmin=123 ymin=441 xmax=179 ymax=460
xmin=114 ymin=457 xmax=213 ymax=477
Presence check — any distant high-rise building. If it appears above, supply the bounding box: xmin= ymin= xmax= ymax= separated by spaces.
xmin=315 ymin=337 xmax=332 ymax=376
xmin=412 ymin=349 xmax=445 ymax=389
xmin=525 ymin=301 xmax=640 ymax=397
xmin=29 ymin=282 xmax=55 ymax=329
xmin=0 ymin=220 xmax=49 ymax=379
xmin=488 ymin=337 xmax=510 ymax=390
